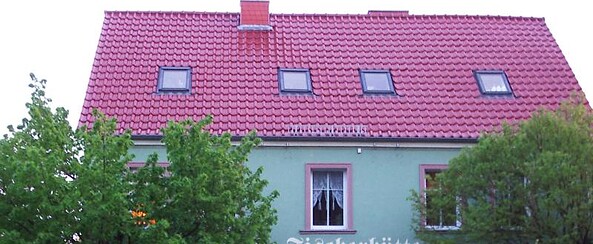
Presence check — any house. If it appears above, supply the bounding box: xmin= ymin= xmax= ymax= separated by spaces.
xmin=79 ymin=0 xmax=585 ymax=242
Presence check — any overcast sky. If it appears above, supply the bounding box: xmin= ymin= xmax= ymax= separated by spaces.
xmin=0 ymin=0 xmax=590 ymax=134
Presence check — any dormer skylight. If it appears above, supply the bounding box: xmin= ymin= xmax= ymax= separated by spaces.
xmin=474 ymin=70 xmax=512 ymax=95
xmin=360 ymin=70 xmax=396 ymax=94
xmin=158 ymin=67 xmax=191 ymax=93
xmin=279 ymin=68 xmax=312 ymax=93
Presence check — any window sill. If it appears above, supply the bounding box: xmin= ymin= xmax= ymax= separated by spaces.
xmin=423 ymin=226 xmax=460 ymax=232
xmin=299 ymin=229 xmax=357 ymax=235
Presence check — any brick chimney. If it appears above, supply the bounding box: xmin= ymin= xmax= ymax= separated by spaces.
xmin=239 ymin=0 xmax=272 ymax=30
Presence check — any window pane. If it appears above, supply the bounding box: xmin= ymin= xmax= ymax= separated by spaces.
xmin=425 ymin=171 xmax=439 ymax=226
xmin=442 ymin=201 xmax=457 ymax=226
xmin=313 ymin=190 xmax=327 ymax=225
xmin=363 ymin=72 xmax=391 ymax=91
xmin=312 ymin=172 xmax=326 ymax=190
xmin=425 ymin=170 xmax=456 ymax=227
xmin=282 ymin=71 xmax=308 ymax=90
xmin=162 ymin=70 xmax=188 ymax=89
xmin=425 ymin=191 xmax=437 ymax=226
xmin=480 ymin=73 xmax=508 ymax=92
xmin=329 ymin=190 xmax=344 ymax=226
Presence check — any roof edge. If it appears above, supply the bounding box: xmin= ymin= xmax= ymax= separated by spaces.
xmin=257 ymin=136 xmax=478 ymax=144
xmin=131 ymin=134 xmax=478 ymax=144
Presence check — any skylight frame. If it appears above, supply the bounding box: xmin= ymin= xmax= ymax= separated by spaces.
xmin=474 ymin=70 xmax=513 ymax=95
xmin=157 ymin=66 xmax=192 ymax=93
xmin=278 ymin=68 xmax=313 ymax=93
xmin=359 ymin=70 xmax=396 ymax=95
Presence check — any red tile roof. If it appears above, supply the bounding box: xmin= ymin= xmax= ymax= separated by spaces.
xmin=79 ymin=11 xmax=584 ymax=140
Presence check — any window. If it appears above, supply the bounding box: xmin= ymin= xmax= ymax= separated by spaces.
xmin=303 ymin=164 xmax=355 ymax=234
xmin=419 ymin=164 xmax=460 ymax=231
xmin=474 ymin=70 xmax=512 ymax=95
xmin=360 ymin=70 xmax=396 ymax=94
xmin=279 ymin=69 xmax=312 ymax=93
xmin=128 ymin=162 xmax=170 ymax=177
xmin=158 ymin=67 xmax=191 ymax=93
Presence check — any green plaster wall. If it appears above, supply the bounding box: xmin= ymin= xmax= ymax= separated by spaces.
xmin=129 ymin=145 xmax=462 ymax=243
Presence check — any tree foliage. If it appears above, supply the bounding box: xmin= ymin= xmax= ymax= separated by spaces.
xmin=0 ymin=74 xmax=144 ymax=243
xmin=73 ymin=111 xmax=138 ymax=243
xmin=0 ymin=74 xmax=80 ymax=242
xmin=410 ymin=97 xmax=593 ymax=243
xmin=131 ymin=117 xmax=279 ymax=243
xmin=0 ymin=74 xmax=277 ymax=243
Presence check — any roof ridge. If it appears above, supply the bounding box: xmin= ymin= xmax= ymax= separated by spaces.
xmin=104 ymin=10 xmax=238 ymax=15
xmin=103 ymin=10 xmax=544 ymax=21
xmin=283 ymin=13 xmax=543 ymax=21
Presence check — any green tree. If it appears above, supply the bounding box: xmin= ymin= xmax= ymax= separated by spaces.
xmin=409 ymin=97 xmax=593 ymax=243
xmin=0 ymin=74 xmax=277 ymax=243
xmin=0 ymin=74 xmax=144 ymax=243
xmin=0 ymin=74 xmax=79 ymax=242
xmin=130 ymin=117 xmax=279 ymax=243
xmin=72 ymin=110 xmax=137 ymax=243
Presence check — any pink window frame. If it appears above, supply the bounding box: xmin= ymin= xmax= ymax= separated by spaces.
xmin=301 ymin=163 xmax=355 ymax=234
xmin=419 ymin=164 xmax=461 ymax=230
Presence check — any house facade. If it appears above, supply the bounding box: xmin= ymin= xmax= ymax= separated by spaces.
xmin=79 ymin=1 xmax=585 ymax=242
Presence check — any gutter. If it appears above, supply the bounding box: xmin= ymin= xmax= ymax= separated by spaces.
xmin=132 ymin=135 xmax=477 ymax=149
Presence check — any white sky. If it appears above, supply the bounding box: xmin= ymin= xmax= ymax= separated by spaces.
xmin=0 ymin=0 xmax=591 ymax=134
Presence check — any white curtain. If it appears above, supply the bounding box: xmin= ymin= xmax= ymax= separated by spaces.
xmin=329 ymin=172 xmax=344 ymax=209
xmin=312 ymin=173 xmax=326 ymax=210
xmin=312 ymin=172 xmax=344 ymax=210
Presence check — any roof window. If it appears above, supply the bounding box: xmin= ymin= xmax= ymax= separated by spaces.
xmin=474 ymin=70 xmax=512 ymax=95
xmin=279 ymin=69 xmax=312 ymax=93
xmin=158 ymin=67 xmax=191 ymax=93
xmin=360 ymin=70 xmax=396 ymax=94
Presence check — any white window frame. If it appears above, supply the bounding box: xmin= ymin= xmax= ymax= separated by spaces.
xmin=310 ymin=170 xmax=346 ymax=230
